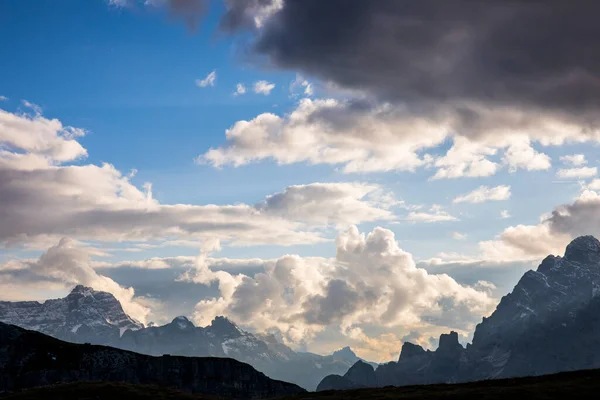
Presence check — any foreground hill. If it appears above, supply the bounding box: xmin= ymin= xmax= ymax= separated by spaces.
xmin=319 ymin=235 xmax=600 ymax=389
xmin=0 ymin=289 xmax=373 ymax=390
xmin=0 ymin=322 xmax=305 ymax=399
xmin=293 ymin=368 xmax=600 ymax=399
xmin=1 ymin=382 xmax=221 ymax=400
xmin=4 ymin=368 xmax=600 ymax=400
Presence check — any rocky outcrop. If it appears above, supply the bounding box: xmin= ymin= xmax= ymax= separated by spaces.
xmin=318 ymin=235 xmax=600 ymax=391
xmin=0 ymin=322 xmax=305 ymax=398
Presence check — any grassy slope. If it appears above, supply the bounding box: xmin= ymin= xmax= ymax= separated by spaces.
xmin=4 ymin=368 xmax=600 ymax=399
xmin=1 ymin=381 xmax=223 ymax=400
xmin=282 ymin=368 xmax=600 ymax=399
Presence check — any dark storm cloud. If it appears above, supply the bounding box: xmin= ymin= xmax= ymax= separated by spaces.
xmin=219 ymin=0 xmax=275 ymax=31
xmin=229 ymin=0 xmax=600 ymax=117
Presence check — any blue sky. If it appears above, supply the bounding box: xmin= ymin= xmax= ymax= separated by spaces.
xmin=2 ymin=0 xmax=600 ymax=361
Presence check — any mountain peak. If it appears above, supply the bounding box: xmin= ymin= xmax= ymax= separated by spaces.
xmin=171 ymin=316 xmax=195 ymax=330
xmin=399 ymin=341 xmax=426 ymax=361
xmin=564 ymin=235 xmax=600 ymax=264
xmin=209 ymin=316 xmax=242 ymax=336
xmin=343 ymin=360 xmax=376 ymax=387
xmin=69 ymin=285 xmax=95 ymax=296
xmin=438 ymin=331 xmax=463 ymax=352
xmin=333 ymin=346 xmax=357 ymax=358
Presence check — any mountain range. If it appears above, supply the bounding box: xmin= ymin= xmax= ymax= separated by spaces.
xmin=4 ymin=235 xmax=600 ymax=393
xmin=0 ymin=321 xmax=304 ymax=398
xmin=317 ymin=235 xmax=600 ymax=389
xmin=0 ymin=286 xmax=374 ymax=391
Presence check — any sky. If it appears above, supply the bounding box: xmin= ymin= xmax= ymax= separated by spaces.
xmin=2 ymin=0 xmax=600 ymax=362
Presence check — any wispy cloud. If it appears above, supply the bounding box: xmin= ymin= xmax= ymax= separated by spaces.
xmin=556 ymin=167 xmax=597 ymax=179
xmin=560 ymin=154 xmax=587 ymax=167
xmin=451 ymin=232 xmax=467 ymax=240
xmin=196 ymin=70 xmax=216 ymax=88
xmin=405 ymin=205 xmax=458 ymax=223
xmin=453 ymin=185 xmax=511 ymax=204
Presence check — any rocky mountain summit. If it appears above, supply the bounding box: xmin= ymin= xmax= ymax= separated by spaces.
xmin=318 ymin=235 xmax=600 ymax=390
xmin=0 ymin=287 xmax=373 ymax=391
xmin=0 ymin=285 xmax=142 ymax=344
xmin=0 ymin=322 xmax=304 ymax=398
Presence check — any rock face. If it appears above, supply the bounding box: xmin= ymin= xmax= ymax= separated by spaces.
xmin=0 ymin=322 xmax=305 ymax=398
xmin=0 ymin=286 xmax=375 ymax=391
xmin=318 ymin=235 xmax=600 ymax=390
xmin=0 ymin=285 xmax=142 ymax=344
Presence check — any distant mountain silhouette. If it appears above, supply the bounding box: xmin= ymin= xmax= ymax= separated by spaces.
xmin=318 ymin=235 xmax=600 ymax=390
xmin=0 ymin=322 xmax=304 ymax=398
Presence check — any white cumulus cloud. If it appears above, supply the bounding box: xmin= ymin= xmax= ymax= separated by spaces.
xmin=254 ymin=80 xmax=275 ymax=95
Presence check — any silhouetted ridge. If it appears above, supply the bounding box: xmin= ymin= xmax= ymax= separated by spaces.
xmin=0 ymin=322 xmax=305 ymax=398
xmin=399 ymin=342 xmax=426 ymax=361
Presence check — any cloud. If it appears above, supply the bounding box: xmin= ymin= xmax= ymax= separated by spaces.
xmin=556 ymin=166 xmax=598 ymax=179
xmin=220 ymin=0 xmax=284 ymax=31
xmin=0 ymin=238 xmax=150 ymax=323
xmin=186 ymin=226 xmax=495 ymax=353
xmin=0 ymin=106 xmax=399 ymax=249
xmin=451 ymin=232 xmax=467 ymax=240
xmin=543 ymin=189 xmax=600 ymax=240
xmin=203 ymin=1 xmax=600 ymax=176
xmin=289 ymin=74 xmax=313 ymax=97
xmin=202 ymin=95 xmax=594 ymax=177
xmin=501 ymin=138 xmax=551 ymax=173
xmin=0 ymin=96 xmax=7 ymax=101
xmin=473 ymin=190 xmax=600 ymax=262
xmin=196 ymin=70 xmax=216 ymax=88
xmin=200 ymin=98 xmax=448 ymax=173
xmin=586 ymin=179 xmax=600 ymax=191
xmin=405 ymin=205 xmax=458 ymax=223
xmin=429 ymin=187 xmax=600 ymax=265
xmin=255 ymin=182 xmax=399 ymax=226
xmin=500 ymin=210 xmax=511 ymax=219
xmin=119 ymin=2 xmax=600 ymax=178
xmin=0 ymin=108 xmax=87 ymax=164
xmin=560 ymin=154 xmax=587 ymax=167
xmin=254 ymin=80 xmax=275 ymax=95
xmin=233 ymin=83 xmax=246 ymax=96
xmin=235 ymin=1 xmax=600 ymax=124
xmin=453 ymin=185 xmax=511 ymax=204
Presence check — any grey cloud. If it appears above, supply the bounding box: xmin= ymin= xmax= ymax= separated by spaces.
xmin=220 ymin=0 xmax=276 ymax=31
xmin=547 ymin=193 xmax=600 ymax=239
xmin=302 ymin=280 xmax=371 ymax=325
xmin=248 ymin=1 xmax=600 ymax=120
